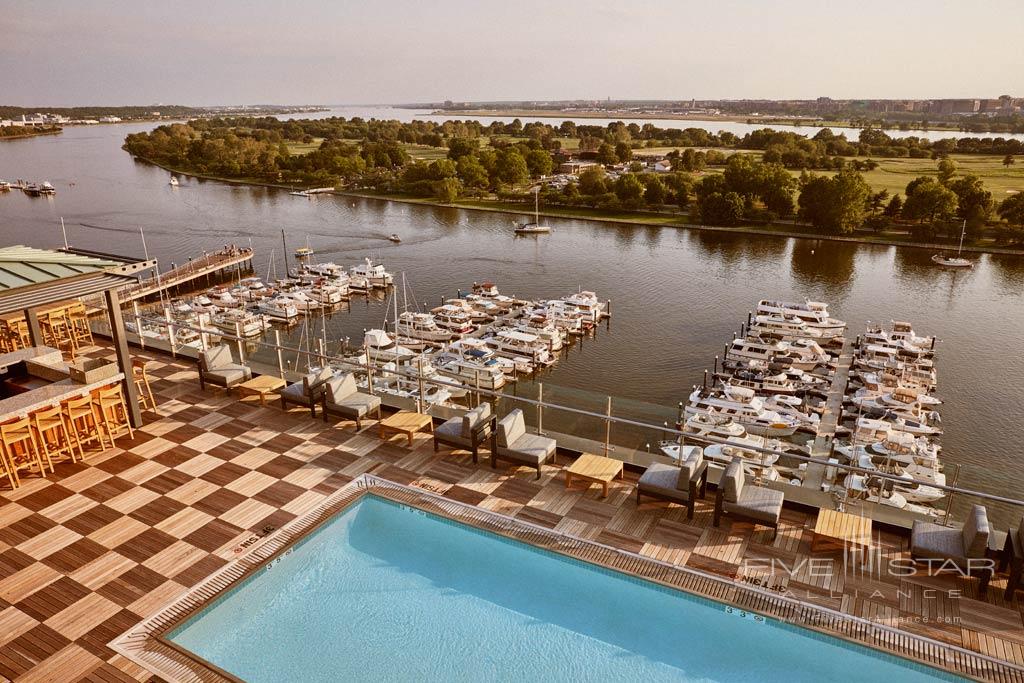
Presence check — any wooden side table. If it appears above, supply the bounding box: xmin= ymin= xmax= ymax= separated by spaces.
xmin=379 ymin=410 xmax=433 ymax=446
xmin=237 ymin=375 xmax=286 ymax=406
xmin=812 ymin=508 xmax=872 ymax=552
xmin=565 ymin=453 xmax=624 ymax=498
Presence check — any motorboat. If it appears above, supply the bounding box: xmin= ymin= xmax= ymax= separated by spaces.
xmin=841 ymin=474 xmax=941 ymax=517
xmin=258 ymin=296 xmax=300 ymax=320
xmin=864 ymin=321 xmax=934 ymax=354
xmin=431 ymin=305 xmax=476 ymax=336
xmin=436 ymin=357 xmax=507 ymax=390
xmin=725 ymin=369 xmax=808 ymax=395
xmin=747 ymin=314 xmax=826 ymax=341
xmin=281 ymin=291 xmax=322 ymax=313
xmin=756 ymin=299 xmax=846 ymax=337
xmin=396 ymin=312 xmax=454 ymax=343
xmin=350 ymin=257 xmax=394 ymax=288
xmin=441 ymin=337 xmax=520 ymax=375
xmin=294 ymin=246 xmax=315 ymax=258
xmin=561 ymin=291 xmax=605 ymax=323
xmin=515 ymin=316 xmax=565 ymax=352
xmin=212 ymin=309 xmax=269 ymax=337
xmin=725 ymin=337 xmax=827 ymax=372
xmin=388 ymin=234 xmax=401 ymax=243
xmin=682 ymin=412 xmax=748 ymax=440
xmin=685 ymin=386 xmax=800 ymax=437
xmin=306 ymin=283 xmax=348 ymax=306
xmin=853 ymin=415 xmax=941 ymax=439
xmin=39 ymin=181 xmax=55 ymax=195
xmin=0 ymin=180 xmax=11 ymax=191
xmin=169 ymin=176 xmax=179 ymax=186
xmin=485 ymin=329 xmax=553 ymax=366
xmin=444 ymin=298 xmax=494 ymax=324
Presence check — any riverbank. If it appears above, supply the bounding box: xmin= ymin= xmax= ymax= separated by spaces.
xmin=131 ymin=154 xmax=1024 ymax=256
xmin=334 ymin=189 xmax=1024 ymax=256
xmin=0 ymin=127 xmax=62 ymax=141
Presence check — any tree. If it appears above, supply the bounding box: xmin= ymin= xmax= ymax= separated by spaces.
xmin=614 ymin=141 xmax=633 ymax=163
xmin=698 ymin=191 xmax=744 ymax=226
xmin=456 ymin=155 xmax=489 ymax=189
xmin=596 ymin=143 xmax=617 ymax=165
xmin=997 ymin=193 xmax=1024 ymax=243
xmin=937 ymin=158 xmax=957 ymax=184
xmin=614 ymin=174 xmax=645 ymax=209
xmin=434 ymin=177 xmax=462 ymax=203
xmin=1003 ymin=154 xmax=1015 ymax=167
xmin=578 ymin=166 xmax=607 ymax=195
xmin=947 ymin=174 xmax=993 ymax=235
xmin=494 ymin=150 xmax=528 ymax=185
xmin=797 ymin=168 xmax=871 ymax=234
xmin=524 ymin=148 xmax=553 ymax=178
xmin=446 ymin=137 xmax=479 ymax=161
xmin=883 ymin=194 xmax=903 ymax=218
xmin=903 ymin=177 xmax=958 ymax=225
xmin=643 ymin=176 xmax=666 ymax=205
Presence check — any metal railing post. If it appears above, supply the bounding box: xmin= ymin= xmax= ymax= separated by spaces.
xmin=474 ymin=369 xmax=481 ymax=408
xmin=537 ymin=383 xmax=544 ymax=435
xmin=233 ymin=321 xmax=245 ymax=362
xmin=604 ymin=395 xmax=612 ymax=455
xmin=164 ymin=307 xmax=175 ymax=358
xmin=417 ymin=358 xmax=426 ymax=414
xmin=364 ymin=348 xmax=375 ymax=396
xmin=943 ymin=464 xmax=962 ymax=526
xmin=132 ymin=301 xmax=144 ymax=350
xmin=275 ymin=329 xmax=284 ymax=379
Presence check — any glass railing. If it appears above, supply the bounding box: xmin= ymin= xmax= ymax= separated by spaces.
xmin=101 ymin=310 xmax=1024 ymax=530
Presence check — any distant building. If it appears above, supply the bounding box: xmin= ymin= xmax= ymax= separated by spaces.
xmin=558 ymin=161 xmax=599 ymax=175
xmin=652 ymin=160 xmax=673 ymax=173
xmin=99 ymin=116 xmax=122 ymax=123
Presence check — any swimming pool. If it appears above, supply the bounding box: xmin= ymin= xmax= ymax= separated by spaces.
xmin=166 ymin=494 xmax=958 ymax=682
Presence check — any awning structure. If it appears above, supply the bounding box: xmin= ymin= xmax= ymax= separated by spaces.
xmin=0 ymin=245 xmax=156 ymax=426
xmin=0 ymin=246 xmax=155 ymax=315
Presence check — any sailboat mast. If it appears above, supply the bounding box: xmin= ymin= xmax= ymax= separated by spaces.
xmin=281 ymin=230 xmax=289 ymax=277
xmin=534 ymin=189 xmax=539 ymax=224
xmin=957 ymin=219 xmax=966 ymax=257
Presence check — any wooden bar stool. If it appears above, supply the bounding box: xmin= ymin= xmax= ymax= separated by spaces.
xmin=93 ymin=384 xmax=134 ymax=445
xmin=32 ymin=405 xmax=79 ymax=465
xmin=0 ymin=443 xmax=18 ymax=489
xmin=1 ymin=417 xmax=51 ymax=480
xmin=63 ymin=395 xmax=107 ymax=455
xmin=68 ymin=303 xmax=94 ymax=347
xmin=132 ymin=359 xmax=156 ymax=411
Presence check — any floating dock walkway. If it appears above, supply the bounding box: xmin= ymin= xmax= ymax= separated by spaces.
xmin=803 ymin=336 xmax=853 ymax=490
xmin=115 ymin=247 xmax=254 ymax=302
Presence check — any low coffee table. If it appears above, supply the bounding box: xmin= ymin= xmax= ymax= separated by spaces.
xmin=237 ymin=375 xmax=286 ymax=406
xmin=565 ymin=453 xmax=624 ymax=498
xmin=379 ymin=410 xmax=433 ymax=446
xmin=812 ymin=508 xmax=872 ymax=552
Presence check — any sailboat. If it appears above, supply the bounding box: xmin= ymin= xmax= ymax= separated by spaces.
xmin=931 ymin=220 xmax=973 ymax=268
xmin=514 ymin=188 xmax=551 ymax=234
xmin=294 ymin=235 xmax=314 ymax=258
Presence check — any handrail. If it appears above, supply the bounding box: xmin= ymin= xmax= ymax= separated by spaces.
xmin=128 ymin=312 xmax=1024 ymax=512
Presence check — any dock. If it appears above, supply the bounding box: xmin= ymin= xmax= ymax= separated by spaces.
xmin=112 ymin=247 xmax=253 ymax=303
xmin=803 ymin=336 xmax=853 ymax=489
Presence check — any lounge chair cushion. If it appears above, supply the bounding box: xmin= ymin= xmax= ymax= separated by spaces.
xmin=911 ymin=521 xmax=966 ymax=562
xmin=280 ymin=382 xmax=311 ymax=405
xmin=500 ymin=433 xmax=555 ymax=465
xmin=328 ymin=391 xmax=381 ymax=418
xmin=722 ymin=457 xmax=745 ymax=503
xmin=961 ymin=504 xmax=990 ymax=558
xmin=496 ymin=409 xmax=526 ymax=448
xmin=639 ymin=463 xmax=691 ymax=502
xmin=303 ymin=367 xmax=334 ymax=396
xmin=461 ymin=403 xmax=491 ymax=439
xmin=203 ymin=345 xmax=233 ymax=371
xmin=677 ymin=447 xmax=703 ymax=490
xmin=326 ymin=373 xmax=358 ymax=403
xmin=203 ymin=366 xmax=249 ymax=387
xmin=435 ymin=418 xmax=469 ymax=447
xmin=723 ymin=486 xmax=784 ymax=524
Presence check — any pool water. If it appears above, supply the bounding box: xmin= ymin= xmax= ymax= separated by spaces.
xmin=170 ymin=496 xmax=958 ymax=682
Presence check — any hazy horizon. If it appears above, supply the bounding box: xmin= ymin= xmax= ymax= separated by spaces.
xmin=2 ymin=0 xmax=1023 ymax=107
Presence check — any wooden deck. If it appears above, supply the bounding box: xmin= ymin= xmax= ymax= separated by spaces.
xmin=2 ymin=344 xmax=1023 ymax=681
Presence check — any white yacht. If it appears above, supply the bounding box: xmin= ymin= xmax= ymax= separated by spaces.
xmin=441 ymin=337 xmax=520 ymax=375
xmin=431 ymin=305 xmax=476 ymax=336
xmin=396 ymin=312 xmax=454 ymax=343
xmin=756 ymin=299 xmax=846 ymax=337
xmin=725 ymin=337 xmax=827 ymax=372
xmin=561 ymin=291 xmax=605 ymax=324
xmin=748 ymin=314 xmax=825 ymax=341
xmin=436 ymin=357 xmax=507 ymax=391
xmin=258 ymin=296 xmax=300 ymax=320
xmin=725 ymin=369 xmax=808 ymax=395
xmin=840 ymin=474 xmax=941 ymax=517
xmin=350 ymin=257 xmax=394 ymax=288
xmin=685 ymin=387 xmax=799 ymax=437
xmin=169 ymin=176 xmax=179 ymax=186
xmin=485 ymin=329 xmax=553 ymax=366
xmin=515 ymin=317 xmax=565 ymax=352
xmin=211 ymin=309 xmax=269 ymax=337
xmin=306 ymin=283 xmax=348 ymax=306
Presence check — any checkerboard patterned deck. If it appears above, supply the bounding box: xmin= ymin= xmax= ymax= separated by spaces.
xmin=2 ymin=345 xmax=1023 ymax=681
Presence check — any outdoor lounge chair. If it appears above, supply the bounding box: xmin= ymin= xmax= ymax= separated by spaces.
xmin=280 ymin=367 xmax=333 ymax=417
xmin=713 ymin=456 xmax=784 ymax=538
xmin=197 ymin=344 xmax=251 ymax=391
xmin=433 ymin=402 xmax=492 ymax=463
xmin=636 ymin=446 xmax=708 ymax=520
xmin=490 ymin=408 xmax=556 ymax=479
xmin=910 ymin=503 xmax=992 ymax=595
xmin=320 ymin=372 xmax=382 ymax=429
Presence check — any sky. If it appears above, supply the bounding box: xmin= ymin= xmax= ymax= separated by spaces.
xmin=2 ymin=0 xmax=1023 ymax=106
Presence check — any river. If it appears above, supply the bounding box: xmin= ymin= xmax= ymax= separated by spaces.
xmin=2 ymin=111 xmax=1023 ymax=522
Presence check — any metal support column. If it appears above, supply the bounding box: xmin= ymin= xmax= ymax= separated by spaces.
xmin=24 ymin=307 xmax=43 ymax=347
xmin=104 ymin=288 xmax=143 ymax=427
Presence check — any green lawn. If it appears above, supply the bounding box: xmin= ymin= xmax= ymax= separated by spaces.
xmin=284 ymin=138 xmax=324 ymax=155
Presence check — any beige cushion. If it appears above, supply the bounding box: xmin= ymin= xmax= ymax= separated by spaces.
xmin=911 ymin=521 xmax=966 ymax=562
xmin=327 ymin=373 xmax=358 ymax=403
xmin=722 ymin=457 xmax=745 ymax=503
xmin=303 ymin=366 xmax=334 ymax=395
xmin=724 ymin=486 xmax=783 ymax=524
xmin=203 ymin=345 xmax=233 ymax=370
xmin=497 ymin=409 xmax=526 ymax=448
xmin=639 ymin=463 xmax=691 ymax=502
xmin=435 ymin=418 xmax=469 ymax=447
xmin=500 ymin=433 xmax=555 ymax=464
xmin=677 ymin=447 xmax=703 ymax=490
xmin=461 ymin=403 xmax=492 ymax=439
xmin=961 ymin=504 xmax=990 ymax=558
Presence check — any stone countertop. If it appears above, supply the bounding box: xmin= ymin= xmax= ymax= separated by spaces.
xmin=0 ymin=373 xmax=125 ymax=421
xmin=0 ymin=346 xmax=63 ymax=372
